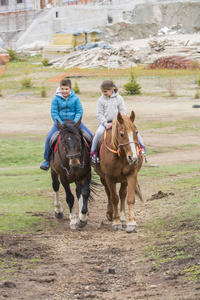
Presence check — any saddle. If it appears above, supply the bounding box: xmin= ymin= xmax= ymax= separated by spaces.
xmin=96 ymin=133 xmax=104 ymax=158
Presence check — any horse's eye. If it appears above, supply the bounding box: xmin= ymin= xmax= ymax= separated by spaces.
xmin=120 ymin=133 xmax=124 ymax=137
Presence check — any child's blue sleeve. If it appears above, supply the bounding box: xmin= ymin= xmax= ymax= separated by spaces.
xmin=74 ymin=98 xmax=83 ymax=122
xmin=51 ymin=97 xmax=63 ymax=125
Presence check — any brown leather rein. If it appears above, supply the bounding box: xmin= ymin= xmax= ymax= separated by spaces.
xmin=103 ymin=125 xmax=142 ymax=157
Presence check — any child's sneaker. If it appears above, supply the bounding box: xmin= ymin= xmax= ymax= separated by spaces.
xmin=140 ymin=146 xmax=146 ymax=156
xmin=40 ymin=160 xmax=50 ymax=171
xmin=91 ymin=153 xmax=100 ymax=163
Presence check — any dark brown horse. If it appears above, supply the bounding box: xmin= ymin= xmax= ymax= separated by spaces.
xmin=93 ymin=111 xmax=143 ymax=233
xmin=50 ymin=118 xmax=91 ymax=230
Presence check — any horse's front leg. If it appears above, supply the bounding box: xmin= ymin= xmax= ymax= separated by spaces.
xmin=119 ymin=181 xmax=128 ymax=228
xmin=126 ymin=172 xmax=138 ymax=233
xmin=105 ymin=178 xmax=123 ymax=231
xmin=76 ymin=176 xmax=90 ymax=229
xmin=60 ymin=175 xmax=77 ymax=229
xmin=51 ymin=169 xmax=63 ymax=219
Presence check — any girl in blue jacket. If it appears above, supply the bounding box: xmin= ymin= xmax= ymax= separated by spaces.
xmin=40 ymin=78 xmax=93 ymax=171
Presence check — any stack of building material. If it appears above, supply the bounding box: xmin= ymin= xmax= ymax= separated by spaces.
xmin=49 ymin=46 xmax=137 ymax=69
xmin=146 ymin=56 xmax=193 ymax=69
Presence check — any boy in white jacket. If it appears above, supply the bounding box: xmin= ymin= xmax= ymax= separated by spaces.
xmin=90 ymin=80 xmax=145 ymax=163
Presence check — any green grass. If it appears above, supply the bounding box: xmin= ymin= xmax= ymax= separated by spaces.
xmin=141 ymin=163 xmax=200 ymax=178
xmin=139 ymin=118 xmax=200 ymax=133
xmin=0 ymin=138 xmax=44 ymax=167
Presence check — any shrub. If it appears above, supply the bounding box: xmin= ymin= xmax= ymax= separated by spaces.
xmin=194 ymin=91 xmax=200 ymax=99
xmin=123 ymin=68 xmax=141 ymax=95
xmin=0 ymin=87 xmax=2 ymax=97
xmin=19 ymin=72 xmax=33 ymax=88
xmin=6 ymin=49 xmax=18 ymax=61
xmin=41 ymin=58 xmax=51 ymax=67
xmin=167 ymin=79 xmax=176 ymax=97
xmin=73 ymin=81 xmax=80 ymax=94
xmin=197 ymin=78 xmax=200 ymax=87
xmin=40 ymin=86 xmax=47 ymax=97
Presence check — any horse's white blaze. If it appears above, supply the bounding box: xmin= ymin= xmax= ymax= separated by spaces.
xmin=54 ymin=192 xmax=63 ymax=214
xmin=69 ymin=207 xmax=77 ymax=226
xmin=79 ymin=195 xmax=87 ymax=221
xmin=128 ymin=131 xmax=137 ymax=159
xmin=120 ymin=211 xmax=126 ymax=221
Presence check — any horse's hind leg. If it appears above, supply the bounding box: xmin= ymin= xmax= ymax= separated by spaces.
xmin=76 ymin=176 xmax=90 ymax=229
xmin=51 ymin=169 xmax=63 ymax=219
xmin=119 ymin=181 xmax=128 ymax=228
xmin=100 ymin=177 xmax=113 ymax=222
xmin=60 ymin=175 xmax=77 ymax=229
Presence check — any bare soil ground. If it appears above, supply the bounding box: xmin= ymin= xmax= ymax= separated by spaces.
xmin=0 ymin=66 xmax=200 ymax=299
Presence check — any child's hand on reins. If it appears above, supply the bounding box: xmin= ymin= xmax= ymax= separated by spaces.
xmin=106 ymin=123 xmax=112 ymax=130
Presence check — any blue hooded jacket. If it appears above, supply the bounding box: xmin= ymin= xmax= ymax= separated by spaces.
xmin=51 ymin=88 xmax=83 ymax=125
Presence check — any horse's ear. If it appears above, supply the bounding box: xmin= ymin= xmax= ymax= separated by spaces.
xmin=117 ymin=112 xmax=124 ymax=124
xmin=130 ymin=111 xmax=135 ymax=123
xmin=57 ymin=120 xmax=64 ymax=130
xmin=75 ymin=117 xmax=82 ymax=128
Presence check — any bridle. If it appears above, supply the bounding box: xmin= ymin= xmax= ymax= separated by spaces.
xmin=57 ymin=130 xmax=86 ymax=174
xmin=104 ymin=123 xmax=142 ymax=157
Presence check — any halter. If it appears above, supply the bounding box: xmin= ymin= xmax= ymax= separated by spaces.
xmin=57 ymin=130 xmax=86 ymax=174
xmin=104 ymin=123 xmax=142 ymax=157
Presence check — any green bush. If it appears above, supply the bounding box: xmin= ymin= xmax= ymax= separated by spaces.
xmin=0 ymin=87 xmax=2 ymax=97
xmin=73 ymin=81 xmax=80 ymax=94
xmin=197 ymin=78 xmax=200 ymax=87
xmin=194 ymin=91 xmax=200 ymax=99
xmin=40 ymin=85 xmax=47 ymax=97
xmin=19 ymin=75 xmax=33 ymax=88
xmin=41 ymin=58 xmax=50 ymax=67
xmin=123 ymin=68 xmax=141 ymax=95
xmin=6 ymin=49 xmax=18 ymax=61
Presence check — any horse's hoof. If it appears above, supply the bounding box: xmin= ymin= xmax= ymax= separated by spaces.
xmin=121 ymin=220 xmax=127 ymax=228
xmin=77 ymin=219 xmax=87 ymax=229
xmin=70 ymin=224 xmax=77 ymax=230
xmin=55 ymin=211 xmax=63 ymax=219
xmin=106 ymin=213 xmax=113 ymax=222
xmin=113 ymin=225 xmax=123 ymax=231
xmin=126 ymin=225 xmax=137 ymax=233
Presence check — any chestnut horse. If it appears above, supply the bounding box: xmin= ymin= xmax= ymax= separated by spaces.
xmin=50 ymin=118 xmax=91 ymax=230
xmin=93 ymin=111 xmax=143 ymax=233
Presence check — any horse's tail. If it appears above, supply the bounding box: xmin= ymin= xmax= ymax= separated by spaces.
xmin=89 ymin=171 xmax=101 ymax=202
xmin=135 ymin=180 xmax=143 ymax=202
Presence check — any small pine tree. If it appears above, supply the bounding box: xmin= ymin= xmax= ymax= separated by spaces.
xmin=19 ymin=71 xmax=33 ymax=88
xmin=41 ymin=58 xmax=50 ymax=67
xmin=40 ymin=85 xmax=47 ymax=97
xmin=73 ymin=81 xmax=80 ymax=94
xmin=194 ymin=91 xmax=200 ymax=99
xmin=6 ymin=48 xmax=18 ymax=61
xmin=123 ymin=68 xmax=141 ymax=95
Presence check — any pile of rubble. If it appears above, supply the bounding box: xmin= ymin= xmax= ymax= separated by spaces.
xmin=49 ymin=46 xmax=137 ymax=69
xmin=146 ymin=56 xmax=193 ymax=69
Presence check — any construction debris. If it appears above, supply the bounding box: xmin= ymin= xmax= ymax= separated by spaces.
xmin=146 ymin=55 xmax=193 ymax=69
xmin=49 ymin=46 xmax=137 ymax=69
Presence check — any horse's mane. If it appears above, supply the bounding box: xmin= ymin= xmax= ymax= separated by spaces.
xmin=111 ymin=114 xmax=135 ymax=149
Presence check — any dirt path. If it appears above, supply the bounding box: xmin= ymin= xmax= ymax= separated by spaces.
xmin=0 ymin=72 xmax=200 ymax=299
